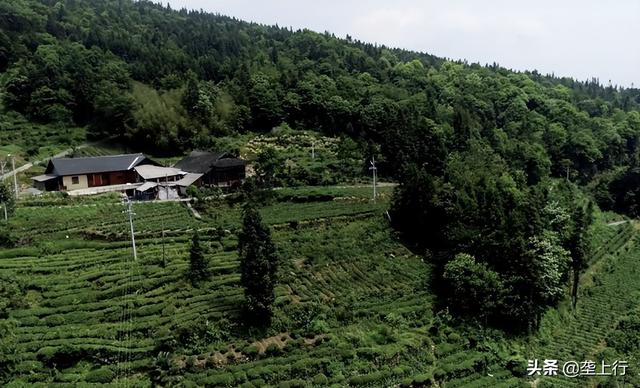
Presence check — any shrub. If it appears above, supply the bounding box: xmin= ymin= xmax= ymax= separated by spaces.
xmin=447 ymin=332 xmax=462 ymax=343
xmin=411 ymin=373 xmax=433 ymax=385
xmin=348 ymin=371 xmax=387 ymax=385
xmin=433 ymin=368 xmax=446 ymax=381
xmin=205 ymin=373 xmax=235 ymax=386
xmin=0 ymin=227 xmax=16 ymax=248
xmin=506 ymin=355 xmax=527 ymax=377
xmin=36 ymin=345 xmax=83 ymax=368
xmin=400 ymin=377 xmax=414 ymax=387
xmin=312 ymin=373 xmax=328 ymax=385
xmin=278 ymin=379 xmax=307 ymax=388
xmin=185 ymin=356 xmax=196 ymax=372
xmin=233 ymin=371 xmax=248 ymax=383
xmin=265 ymin=343 xmax=282 ymax=357
xmin=391 ymin=367 xmax=405 ymax=376
xmin=44 ymin=314 xmax=65 ymax=327
xmin=243 ymin=345 xmax=260 ymax=359
xmin=309 ymin=319 xmax=330 ymax=335
xmin=85 ymin=368 xmax=115 ymax=383
xmin=356 ymin=347 xmax=382 ymax=361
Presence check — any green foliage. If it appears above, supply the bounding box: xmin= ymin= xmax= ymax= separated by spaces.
xmin=443 ymin=254 xmax=504 ymax=322
xmin=129 ymin=82 xmax=190 ymax=154
xmin=239 ymin=204 xmax=278 ymax=325
xmin=85 ymin=367 xmax=115 ymax=383
xmin=526 ymin=232 xmax=571 ymax=306
xmin=188 ymin=231 xmax=210 ymax=284
xmin=608 ymin=314 xmax=640 ymax=354
xmin=254 ymin=147 xmax=284 ymax=188
xmin=0 ymin=226 xmax=16 ymax=248
xmin=2 ymin=0 xmax=640 ymax=385
xmin=0 ymin=181 xmax=15 ymax=219
xmin=175 ymin=316 xmax=234 ymax=351
xmin=0 ymin=319 xmax=18 ymax=384
xmin=0 ymin=276 xmax=23 ymax=318
xmin=3 ymin=41 xmax=132 ymax=133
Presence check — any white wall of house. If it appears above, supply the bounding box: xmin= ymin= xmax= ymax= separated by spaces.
xmin=62 ymin=175 xmax=89 ymax=190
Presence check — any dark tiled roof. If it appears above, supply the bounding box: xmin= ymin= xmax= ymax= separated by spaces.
xmin=174 ymin=151 xmax=245 ymax=173
xmin=212 ymin=158 xmax=246 ymax=168
xmin=45 ymin=153 xmax=152 ymax=176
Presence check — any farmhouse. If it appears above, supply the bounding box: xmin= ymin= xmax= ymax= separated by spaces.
xmin=174 ymin=151 xmax=246 ymax=187
xmin=32 ymin=153 xmax=157 ymax=193
xmin=134 ymin=173 xmax=204 ymax=200
xmin=133 ymin=165 xmax=185 ymax=182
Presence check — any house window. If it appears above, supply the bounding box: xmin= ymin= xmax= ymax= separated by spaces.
xmin=71 ymin=176 xmax=79 ymax=185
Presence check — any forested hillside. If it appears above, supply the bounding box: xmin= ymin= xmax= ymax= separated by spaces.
xmin=2 ymin=0 xmax=640 ymax=385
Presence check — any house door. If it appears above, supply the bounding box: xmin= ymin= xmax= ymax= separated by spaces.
xmin=93 ymin=174 xmax=102 ymax=186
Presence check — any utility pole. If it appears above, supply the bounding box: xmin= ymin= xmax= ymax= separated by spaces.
xmin=311 ymin=141 xmax=315 ymax=159
xmin=164 ymin=174 xmax=169 ymax=200
xmin=161 ymin=174 xmax=167 ymax=267
xmin=369 ymin=156 xmax=378 ymax=202
xmin=124 ymin=198 xmax=137 ymax=261
xmin=1 ymin=158 xmax=6 ymax=221
xmin=10 ymin=155 xmax=18 ymax=197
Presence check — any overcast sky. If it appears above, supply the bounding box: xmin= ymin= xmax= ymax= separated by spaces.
xmin=166 ymin=0 xmax=639 ymax=88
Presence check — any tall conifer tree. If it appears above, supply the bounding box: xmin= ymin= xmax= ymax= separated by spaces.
xmin=238 ymin=204 xmax=278 ymax=325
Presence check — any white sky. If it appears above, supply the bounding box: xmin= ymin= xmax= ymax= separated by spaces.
xmin=166 ymin=0 xmax=640 ymax=88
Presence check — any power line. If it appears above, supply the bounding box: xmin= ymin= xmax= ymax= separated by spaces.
xmin=162 ymin=175 xmax=167 ymax=267
xmin=118 ymin=197 xmax=138 ymax=387
xmin=0 ymin=159 xmax=6 ymax=221
xmin=9 ymin=155 xmax=18 ymax=197
xmin=123 ymin=198 xmax=137 ymax=261
xmin=369 ymin=156 xmax=378 ymax=202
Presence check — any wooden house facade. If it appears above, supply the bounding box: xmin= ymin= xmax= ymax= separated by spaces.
xmin=174 ymin=151 xmax=246 ymax=188
xmin=32 ymin=153 xmax=156 ymax=192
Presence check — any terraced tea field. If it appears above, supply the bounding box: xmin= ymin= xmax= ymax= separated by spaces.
xmin=1 ymin=187 xmax=441 ymax=386
xmin=527 ymin=220 xmax=639 ymax=387
xmin=3 ymin=189 xmax=639 ymax=387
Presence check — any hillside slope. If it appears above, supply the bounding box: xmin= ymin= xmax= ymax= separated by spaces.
xmin=0 ymin=189 xmax=637 ymax=387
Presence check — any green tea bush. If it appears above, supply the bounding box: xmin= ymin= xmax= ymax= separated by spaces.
xmin=278 ymin=379 xmax=307 ymax=388
xmin=265 ymin=343 xmax=282 ymax=357
xmin=44 ymin=314 xmax=65 ymax=327
xmin=410 ymin=373 xmax=433 ymax=385
xmin=243 ymin=345 xmax=260 ymax=359
xmin=233 ymin=371 xmax=248 ymax=383
xmin=0 ymin=227 xmax=16 ymax=248
xmin=347 ymin=371 xmax=388 ymax=385
xmin=85 ymin=367 xmax=115 ymax=383
xmin=204 ymin=373 xmax=235 ymax=386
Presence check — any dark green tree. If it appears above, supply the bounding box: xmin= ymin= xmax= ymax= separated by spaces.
xmin=238 ymin=204 xmax=278 ymax=325
xmin=187 ymin=231 xmax=209 ymax=284
xmin=254 ymin=147 xmax=283 ymax=188
xmin=181 ymin=70 xmax=200 ymax=117
xmin=0 ymin=318 xmax=18 ymax=384
xmin=0 ymin=181 xmax=15 ymax=220
xmin=568 ymin=201 xmax=593 ymax=309
xmin=442 ymin=253 xmax=504 ymax=324
xmin=0 ymin=275 xmax=22 ymax=383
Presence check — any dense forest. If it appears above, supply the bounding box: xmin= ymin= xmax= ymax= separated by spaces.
xmin=2 ymin=0 xmax=640 ymax=334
